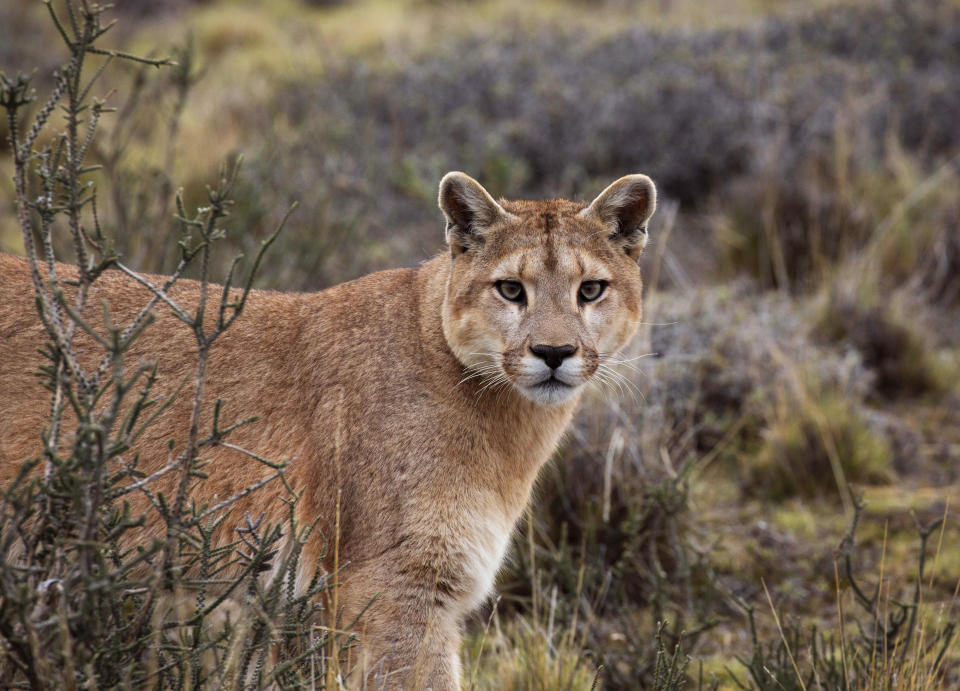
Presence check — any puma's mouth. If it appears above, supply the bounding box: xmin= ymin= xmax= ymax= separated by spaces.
xmin=500 ymin=352 xmax=590 ymax=405
xmin=520 ymin=375 xmax=580 ymax=405
xmin=535 ymin=374 xmax=574 ymax=389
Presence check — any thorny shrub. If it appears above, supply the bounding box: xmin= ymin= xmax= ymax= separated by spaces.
xmin=0 ymin=3 xmax=347 ymax=687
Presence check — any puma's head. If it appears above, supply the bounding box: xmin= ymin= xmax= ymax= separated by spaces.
xmin=438 ymin=171 xmax=656 ymax=406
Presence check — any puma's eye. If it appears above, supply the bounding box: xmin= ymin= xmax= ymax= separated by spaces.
xmin=496 ymin=280 xmax=526 ymax=303
xmin=579 ymin=280 xmax=607 ymax=302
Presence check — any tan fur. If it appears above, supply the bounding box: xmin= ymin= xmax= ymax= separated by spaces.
xmin=0 ymin=173 xmax=655 ymax=689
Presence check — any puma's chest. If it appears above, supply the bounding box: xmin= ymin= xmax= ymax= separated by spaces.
xmin=457 ymin=504 xmax=515 ymax=612
xmin=423 ymin=490 xmax=517 ymax=616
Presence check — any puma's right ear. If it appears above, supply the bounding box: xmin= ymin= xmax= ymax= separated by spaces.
xmin=580 ymin=174 xmax=657 ymax=260
xmin=438 ymin=172 xmax=511 ymax=254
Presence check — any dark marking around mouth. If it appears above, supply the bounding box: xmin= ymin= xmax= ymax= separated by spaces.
xmin=535 ymin=375 xmax=573 ymax=388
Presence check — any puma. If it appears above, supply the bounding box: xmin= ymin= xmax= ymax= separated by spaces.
xmin=0 ymin=171 xmax=656 ymax=689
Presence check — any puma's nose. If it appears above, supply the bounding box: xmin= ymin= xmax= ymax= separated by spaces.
xmin=530 ymin=344 xmax=578 ymax=370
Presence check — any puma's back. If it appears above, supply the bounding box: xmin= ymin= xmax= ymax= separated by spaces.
xmin=0 ymin=253 xmax=441 ymax=561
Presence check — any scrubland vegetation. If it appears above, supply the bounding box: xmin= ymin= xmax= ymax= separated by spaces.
xmin=1 ymin=0 xmax=958 ymax=688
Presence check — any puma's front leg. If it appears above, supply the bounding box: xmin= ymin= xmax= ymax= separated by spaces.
xmin=338 ymin=568 xmax=462 ymax=690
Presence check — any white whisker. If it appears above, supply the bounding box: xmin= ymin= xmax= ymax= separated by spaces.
xmin=602 ymin=360 xmax=649 ymax=379
xmin=605 ymin=365 xmax=645 ymax=403
xmin=605 ymin=352 xmax=657 ymax=364
xmin=453 ymin=363 xmax=503 ymax=391
xmin=476 ymin=372 xmax=510 ymax=401
xmin=595 ymin=366 xmax=625 ymax=398
xmin=493 ymin=377 xmax=514 ymax=406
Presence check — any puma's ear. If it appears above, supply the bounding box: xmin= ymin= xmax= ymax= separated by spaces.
xmin=580 ymin=174 xmax=657 ymax=259
xmin=438 ymin=172 xmax=511 ymax=254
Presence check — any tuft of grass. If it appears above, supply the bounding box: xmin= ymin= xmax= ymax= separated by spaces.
xmin=465 ymin=615 xmax=599 ymax=691
xmin=747 ymin=394 xmax=893 ymax=502
xmin=813 ymin=288 xmax=956 ymax=400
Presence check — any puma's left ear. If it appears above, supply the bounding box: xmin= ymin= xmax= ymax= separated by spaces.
xmin=580 ymin=174 xmax=657 ymax=260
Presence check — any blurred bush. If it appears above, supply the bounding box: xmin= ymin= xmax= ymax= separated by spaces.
xmin=6 ymin=0 xmax=958 ymax=293
xmin=813 ymin=288 xmax=957 ymax=400
xmin=223 ymin=0 xmax=960 ymax=290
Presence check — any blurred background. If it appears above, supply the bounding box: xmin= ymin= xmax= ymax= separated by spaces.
xmin=2 ymin=0 xmax=959 ymax=687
